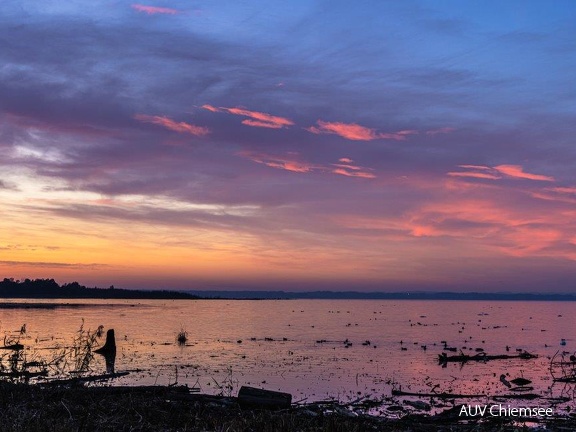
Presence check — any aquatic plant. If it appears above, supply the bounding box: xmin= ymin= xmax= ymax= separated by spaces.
xmin=0 ymin=320 xmax=108 ymax=383
xmin=69 ymin=320 xmax=105 ymax=373
xmin=176 ymin=328 xmax=188 ymax=346
xmin=211 ymin=366 xmax=238 ymax=397
xmin=0 ymin=324 xmax=48 ymax=382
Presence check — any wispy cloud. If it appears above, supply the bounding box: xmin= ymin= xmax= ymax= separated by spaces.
xmin=330 ymin=159 xmax=376 ymax=178
xmin=448 ymin=164 xmax=554 ymax=182
xmin=458 ymin=165 xmax=492 ymax=171
xmin=0 ymin=180 xmax=18 ymax=190
xmin=447 ymin=171 xmax=501 ymax=180
xmin=134 ymin=114 xmax=209 ymax=136
xmin=242 ymin=152 xmax=316 ymax=173
xmin=131 ymin=4 xmax=180 ymax=15
xmin=549 ymin=187 xmax=576 ymax=194
xmin=0 ymin=244 xmax=59 ymax=251
xmin=241 ymin=152 xmax=376 ymax=178
xmin=201 ymin=104 xmax=219 ymax=113
xmin=331 ymin=168 xmax=376 ymax=179
xmin=202 ymin=105 xmax=293 ymax=129
xmin=405 ymin=198 xmax=571 ymax=258
xmin=241 ymin=119 xmax=284 ymax=129
xmin=531 ymin=186 xmax=576 ymax=204
xmin=306 ymin=120 xmax=417 ymax=141
xmin=493 ymin=165 xmax=555 ymax=182
xmin=531 ymin=192 xmax=576 ymax=204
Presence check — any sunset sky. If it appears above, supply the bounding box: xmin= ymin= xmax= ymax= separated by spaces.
xmin=1 ymin=1 xmax=575 ymax=292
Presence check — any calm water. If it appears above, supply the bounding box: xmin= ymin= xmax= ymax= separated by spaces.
xmin=2 ymin=299 xmax=576 ymax=408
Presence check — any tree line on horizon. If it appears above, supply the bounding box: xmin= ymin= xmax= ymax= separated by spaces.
xmin=0 ymin=278 xmax=198 ymax=299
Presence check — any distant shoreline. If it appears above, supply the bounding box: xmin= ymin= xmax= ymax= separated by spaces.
xmin=187 ymin=290 xmax=576 ymax=301
xmin=2 ymin=278 xmax=575 ymax=301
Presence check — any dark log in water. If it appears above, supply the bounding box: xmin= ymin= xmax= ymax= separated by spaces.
xmin=438 ymin=351 xmax=537 ymax=365
xmin=238 ymin=386 xmax=292 ymax=409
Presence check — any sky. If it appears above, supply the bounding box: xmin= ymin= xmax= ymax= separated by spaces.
xmin=1 ymin=1 xmax=575 ymax=292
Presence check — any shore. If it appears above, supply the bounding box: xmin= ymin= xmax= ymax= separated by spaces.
xmin=1 ymin=382 xmax=573 ymax=432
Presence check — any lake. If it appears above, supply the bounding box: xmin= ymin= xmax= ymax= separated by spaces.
xmin=1 ymin=299 xmax=575 ymax=410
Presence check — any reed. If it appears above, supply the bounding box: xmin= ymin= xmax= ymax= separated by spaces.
xmin=176 ymin=328 xmax=188 ymax=346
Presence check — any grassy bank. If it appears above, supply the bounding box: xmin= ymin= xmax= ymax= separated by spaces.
xmin=0 ymin=382 xmax=569 ymax=431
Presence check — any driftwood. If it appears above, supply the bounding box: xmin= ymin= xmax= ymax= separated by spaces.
xmin=238 ymin=386 xmax=292 ymax=409
xmin=438 ymin=351 xmax=537 ymax=365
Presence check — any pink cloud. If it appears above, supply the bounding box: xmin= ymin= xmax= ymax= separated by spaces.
xmin=134 ymin=114 xmax=209 ymax=136
xmin=131 ymin=4 xmax=180 ymax=15
xmin=426 ymin=127 xmax=455 ymax=136
xmin=307 ymin=120 xmax=417 ymax=141
xmin=447 ymin=171 xmax=501 ymax=180
xmin=201 ymin=104 xmax=219 ymax=112
xmin=531 ymin=186 xmax=576 ymax=204
xmin=332 ymin=163 xmax=363 ymax=170
xmin=531 ymin=191 xmax=576 ymax=204
xmin=241 ymin=119 xmax=284 ymax=129
xmin=448 ymin=164 xmax=554 ymax=182
xmin=494 ymin=165 xmax=554 ymax=182
xmin=331 ymin=158 xmax=376 ymax=178
xmin=500 ymin=226 xmax=562 ymax=257
xmin=241 ymin=152 xmax=315 ymax=173
xmin=241 ymin=152 xmax=376 ymax=179
xmin=404 ymin=192 xmax=576 ymax=260
xmin=202 ymin=105 xmax=294 ymax=129
xmin=458 ymin=164 xmax=492 ymax=170
xmin=332 ymin=168 xmax=376 ymax=179
xmin=546 ymin=187 xmax=576 ymax=194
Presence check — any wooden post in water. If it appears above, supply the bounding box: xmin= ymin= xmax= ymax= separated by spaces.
xmin=94 ymin=329 xmax=117 ymax=373
xmin=237 ymin=386 xmax=292 ymax=409
xmin=95 ymin=329 xmax=116 ymax=354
